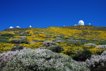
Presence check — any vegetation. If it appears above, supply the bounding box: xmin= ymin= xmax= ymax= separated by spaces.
xmin=0 ymin=26 xmax=106 ymax=55
xmin=0 ymin=26 xmax=106 ymax=71
xmin=0 ymin=48 xmax=90 ymax=71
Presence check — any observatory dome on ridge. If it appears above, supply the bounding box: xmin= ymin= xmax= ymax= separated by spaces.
xmin=9 ymin=26 xmax=14 ymax=29
xmin=78 ymin=20 xmax=85 ymax=26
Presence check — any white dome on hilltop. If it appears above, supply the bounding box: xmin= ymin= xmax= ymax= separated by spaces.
xmin=9 ymin=26 xmax=14 ymax=29
xmin=78 ymin=20 xmax=85 ymax=26
xmin=29 ymin=25 xmax=32 ymax=28
xmin=16 ymin=26 xmax=21 ymax=28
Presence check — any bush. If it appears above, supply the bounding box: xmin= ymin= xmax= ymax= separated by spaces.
xmin=11 ymin=39 xmax=29 ymax=44
xmin=0 ymin=33 xmax=14 ymax=37
xmin=46 ymin=45 xmax=63 ymax=53
xmin=89 ymin=48 xmax=104 ymax=55
xmin=63 ymin=46 xmax=83 ymax=56
xmin=11 ymin=45 xmax=24 ymax=51
xmin=73 ymin=49 xmax=92 ymax=61
xmin=21 ymin=42 xmax=43 ymax=49
xmin=98 ymin=40 xmax=106 ymax=45
xmin=0 ymin=51 xmax=19 ymax=69
xmin=0 ymin=43 xmax=14 ymax=52
xmin=86 ymin=51 xmax=106 ymax=71
xmin=0 ymin=48 xmax=90 ymax=71
xmin=43 ymin=41 xmax=63 ymax=53
xmin=0 ymin=38 xmax=10 ymax=43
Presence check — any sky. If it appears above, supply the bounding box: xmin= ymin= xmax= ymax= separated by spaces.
xmin=0 ymin=0 xmax=106 ymax=30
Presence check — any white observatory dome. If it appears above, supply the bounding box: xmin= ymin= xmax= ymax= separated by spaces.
xmin=78 ymin=20 xmax=85 ymax=26
xmin=9 ymin=26 xmax=14 ymax=29
xmin=16 ymin=26 xmax=21 ymax=28
xmin=29 ymin=25 xmax=32 ymax=28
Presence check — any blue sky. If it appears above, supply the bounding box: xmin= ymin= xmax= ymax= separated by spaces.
xmin=0 ymin=0 xmax=106 ymax=30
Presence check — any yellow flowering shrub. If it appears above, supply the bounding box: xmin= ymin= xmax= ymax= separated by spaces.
xmin=89 ymin=48 xmax=104 ymax=54
xmin=0 ymin=43 xmax=14 ymax=52
xmin=47 ymin=27 xmax=82 ymax=38
xmin=62 ymin=46 xmax=83 ymax=56
xmin=21 ymin=42 xmax=43 ymax=49
xmin=38 ymin=33 xmax=46 ymax=38
xmin=98 ymin=31 xmax=106 ymax=39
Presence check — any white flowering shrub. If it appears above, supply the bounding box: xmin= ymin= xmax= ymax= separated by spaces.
xmin=86 ymin=51 xmax=106 ymax=71
xmin=0 ymin=48 xmax=90 ymax=71
xmin=0 ymin=51 xmax=19 ymax=69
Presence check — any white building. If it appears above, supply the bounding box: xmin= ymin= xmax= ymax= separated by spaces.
xmin=9 ymin=26 xmax=14 ymax=29
xmin=16 ymin=26 xmax=21 ymax=28
xmin=29 ymin=25 xmax=32 ymax=28
xmin=78 ymin=20 xmax=85 ymax=26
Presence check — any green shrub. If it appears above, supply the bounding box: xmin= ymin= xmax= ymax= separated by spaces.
xmin=10 ymin=39 xmax=29 ymax=44
xmin=63 ymin=46 xmax=83 ymax=56
xmin=46 ymin=45 xmax=63 ymax=53
xmin=11 ymin=45 xmax=24 ymax=51
xmin=43 ymin=41 xmax=63 ymax=53
xmin=73 ymin=49 xmax=92 ymax=61
xmin=0 ymin=33 xmax=14 ymax=37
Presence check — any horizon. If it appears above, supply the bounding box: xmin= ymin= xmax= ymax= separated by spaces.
xmin=0 ymin=0 xmax=106 ymax=30
xmin=3 ymin=24 xmax=106 ymax=31
xmin=1 ymin=20 xmax=106 ymax=31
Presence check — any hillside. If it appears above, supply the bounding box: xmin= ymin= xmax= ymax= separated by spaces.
xmin=0 ymin=26 xmax=106 ymax=71
xmin=0 ymin=26 xmax=106 ymax=54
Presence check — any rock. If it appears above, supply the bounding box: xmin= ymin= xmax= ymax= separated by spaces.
xmin=67 ymin=38 xmax=87 ymax=45
xmin=53 ymin=36 xmax=65 ymax=43
xmin=84 ymin=43 xmax=96 ymax=48
xmin=43 ymin=41 xmax=55 ymax=47
xmin=96 ymin=45 xmax=106 ymax=48
xmin=0 ymin=48 xmax=90 ymax=71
